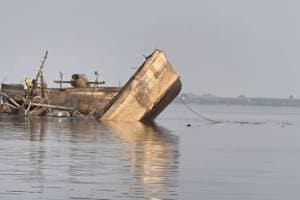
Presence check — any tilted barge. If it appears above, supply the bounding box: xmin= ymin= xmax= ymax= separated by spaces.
xmin=0 ymin=49 xmax=181 ymax=122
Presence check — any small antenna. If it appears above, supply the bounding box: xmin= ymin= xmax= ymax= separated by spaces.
xmin=94 ymin=70 xmax=99 ymax=87
xmin=59 ymin=71 xmax=63 ymax=89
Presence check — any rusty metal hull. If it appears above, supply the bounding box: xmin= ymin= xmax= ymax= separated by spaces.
xmin=99 ymin=49 xmax=182 ymax=122
xmin=1 ymin=84 xmax=24 ymax=97
xmin=47 ymin=87 xmax=119 ymax=115
xmin=1 ymin=84 xmax=120 ymax=115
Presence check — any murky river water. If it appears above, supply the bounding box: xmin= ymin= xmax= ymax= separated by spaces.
xmin=1 ymin=104 xmax=300 ymax=200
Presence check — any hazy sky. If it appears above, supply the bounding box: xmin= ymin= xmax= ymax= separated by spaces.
xmin=1 ymin=0 xmax=300 ymax=98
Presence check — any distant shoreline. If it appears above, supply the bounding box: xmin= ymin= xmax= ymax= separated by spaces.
xmin=178 ymin=93 xmax=300 ymax=107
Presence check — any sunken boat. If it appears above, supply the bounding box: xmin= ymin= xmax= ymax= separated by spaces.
xmin=0 ymin=49 xmax=182 ymax=122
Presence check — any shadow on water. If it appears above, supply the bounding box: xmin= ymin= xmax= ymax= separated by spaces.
xmin=0 ymin=115 xmax=179 ymax=200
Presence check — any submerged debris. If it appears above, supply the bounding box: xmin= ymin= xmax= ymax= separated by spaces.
xmin=0 ymin=89 xmax=83 ymax=117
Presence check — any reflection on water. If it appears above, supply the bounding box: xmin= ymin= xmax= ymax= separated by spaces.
xmin=0 ymin=115 xmax=179 ymax=200
xmin=104 ymin=121 xmax=179 ymax=199
xmin=24 ymin=117 xmax=47 ymax=141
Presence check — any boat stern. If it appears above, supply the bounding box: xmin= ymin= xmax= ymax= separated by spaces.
xmin=98 ymin=49 xmax=181 ymax=122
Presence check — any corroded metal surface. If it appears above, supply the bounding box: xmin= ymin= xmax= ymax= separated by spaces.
xmin=99 ymin=49 xmax=181 ymax=122
xmin=1 ymin=84 xmax=24 ymax=98
xmin=47 ymin=87 xmax=120 ymax=115
xmin=1 ymin=84 xmax=120 ymax=115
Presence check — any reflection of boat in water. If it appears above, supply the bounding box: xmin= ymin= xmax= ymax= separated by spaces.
xmin=1 ymin=49 xmax=181 ymax=122
xmin=1 ymin=116 xmax=179 ymax=199
xmin=103 ymin=121 xmax=179 ymax=199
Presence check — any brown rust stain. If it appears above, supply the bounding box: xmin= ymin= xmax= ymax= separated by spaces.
xmin=99 ymin=49 xmax=181 ymax=122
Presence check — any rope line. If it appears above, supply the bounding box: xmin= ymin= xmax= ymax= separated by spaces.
xmin=177 ymin=97 xmax=222 ymax=123
xmin=177 ymin=97 xmax=263 ymax=125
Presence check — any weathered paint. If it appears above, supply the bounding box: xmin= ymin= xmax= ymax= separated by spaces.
xmin=99 ymin=49 xmax=181 ymax=122
xmin=1 ymin=84 xmax=120 ymax=115
xmin=48 ymin=87 xmax=119 ymax=114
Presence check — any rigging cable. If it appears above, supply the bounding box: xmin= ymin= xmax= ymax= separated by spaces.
xmin=177 ymin=97 xmax=263 ymax=125
xmin=176 ymin=97 xmax=222 ymax=123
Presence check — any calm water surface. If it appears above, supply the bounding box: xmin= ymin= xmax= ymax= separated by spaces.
xmin=1 ymin=104 xmax=300 ymax=200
